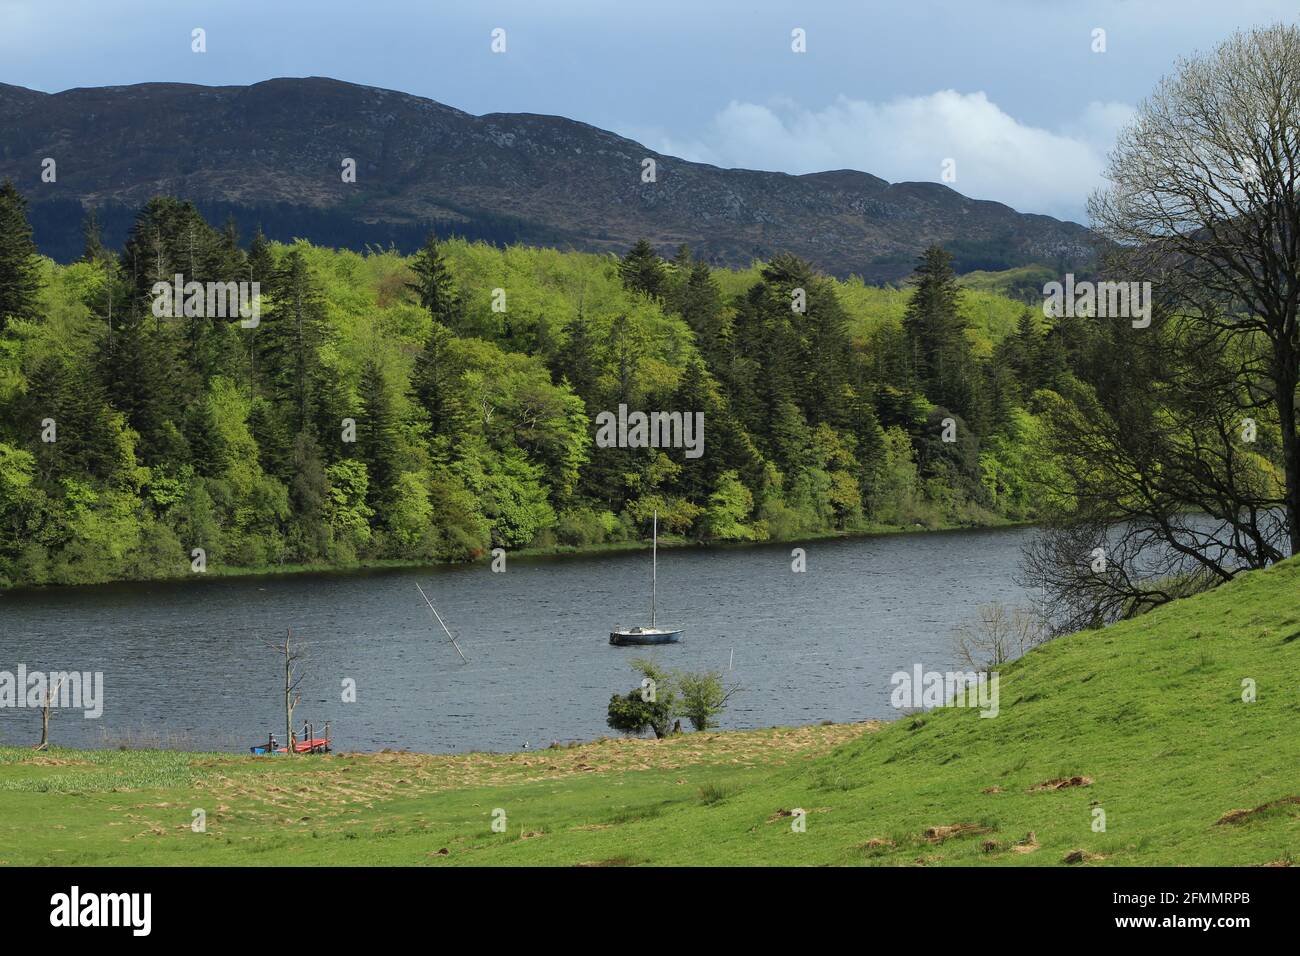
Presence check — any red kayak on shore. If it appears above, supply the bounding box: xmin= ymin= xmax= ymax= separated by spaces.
xmin=250 ymin=723 xmax=331 ymax=755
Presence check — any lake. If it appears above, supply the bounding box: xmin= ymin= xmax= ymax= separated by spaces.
xmin=0 ymin=525 xmax=1036 ymax=753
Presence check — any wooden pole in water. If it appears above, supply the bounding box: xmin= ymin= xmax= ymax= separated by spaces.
xmin=416 ymin=582 xmax=468 ymax=663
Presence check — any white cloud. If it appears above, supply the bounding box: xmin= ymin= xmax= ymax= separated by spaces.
xmin=628 ymin=91 xmax=1135 ymax=224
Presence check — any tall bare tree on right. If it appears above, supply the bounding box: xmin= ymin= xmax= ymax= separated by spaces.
xmin=1028 ymin=25 xmax=1300 ymax=631
xmin=264 ymin=628 xmax=308 ymax=754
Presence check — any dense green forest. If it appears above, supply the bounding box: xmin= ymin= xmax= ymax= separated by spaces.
xmin=0 ymin=181 xmax=1078 ymax=587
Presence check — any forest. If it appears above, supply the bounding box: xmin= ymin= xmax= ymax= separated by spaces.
xmin=0 ymin=180 xmax=1128 ymax=588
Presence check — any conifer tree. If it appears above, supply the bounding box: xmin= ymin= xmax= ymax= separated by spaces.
xmin=406 ymin=232 xmax=460 ymax=327
xmin=357 ymin=358 xmax=400 ymax=515
xmin=618 ymin=239 xmax=665 ymax=300
xmin=79 ymin=208 xmax=108 ymax=265
xmin=260 ymin=248 xmax=326 ymax=435
xmin=678 ymin=260 xmax=726 ymax=362
xmin=25 ymin=355 xmax=121 ymax=483
xmin=661 ymin=243 xmax=694 ymax=314
xmin=550 ymin=311 xmax=602 ymax=408
xmin=98 ymin=315 xmax=180 ymax=466
xmin=902 ymin=245 xmax=977 ymax=420
xmin=998 ymin=308 xmax=1045 ymax=396
xmin=247 ymin=226 xmax=274 ymax=285
xmin=411 ymin=321 xmax=465 ymax=441
xmin=0 ymin=180 xmax=42 ymax=333
xmin=287 ymin=430 xmax=331 ymax=560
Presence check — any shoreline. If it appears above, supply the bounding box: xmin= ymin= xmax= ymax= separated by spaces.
xmin=0 ymin=516 xmax=1033 ymax=596
xmin=2 ymin=718 xmax=881 ymax=761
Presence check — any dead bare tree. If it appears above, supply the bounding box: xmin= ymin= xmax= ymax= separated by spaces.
xmin=34 ymin=675 xmax=66 ymax=751
xmin=952 ymin=603 xmax=1047 ymax=670
xmin=263 ymin=628 xmax=308 ymax=754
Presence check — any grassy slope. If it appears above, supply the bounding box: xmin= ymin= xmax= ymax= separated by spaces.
xmin=3 ymin=559 xmax=1297 ymax=867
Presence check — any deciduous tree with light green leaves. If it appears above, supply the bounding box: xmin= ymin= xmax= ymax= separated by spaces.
xmin=0 ymin=188 xmax=1090 ymax=587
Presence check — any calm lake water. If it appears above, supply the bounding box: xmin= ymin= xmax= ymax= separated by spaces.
xmin=0 ymin=526 xmax=1035 ymax=753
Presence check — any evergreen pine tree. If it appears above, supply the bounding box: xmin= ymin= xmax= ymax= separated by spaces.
xmin=902 ymin=245 xmax=977 ymax=419
xmin=247 ymin=398 xmax=295 ymax=482
xmin=661 ymin=243 xmax=694 ymax=314
xmin=1038 ymin=320 xmax=1071 ymax=392
xmin=25 ymin=355 xmax=122 ymax=483
xmin=605 ymin=313 xmax=647 ymax=406
xmin=406 ymin=232 xmax=461 ymax=327
xmin=287 ymin=430 xmax=331 ymax=561
xmin=845 ymin=365 xmax=888 ymax=513
xmin=80 ymin=208 xmax=108 ymax=265
xmin=1010 ymin=309 xmax=1043 ymax=390
xmin=550 ymin=311 xmax=602 ymax=408
xmin=247 ymin=226 xmax=274 ymax=285
xmin=618 ymin=239 xmax=665 ymax=300
xmin=0 ymin=180 xmax=42 ymax=332
xmin=98 ymin=315 xmax=181 ymax=466
xmin=411 ymin=321 xmax=465 ymax=441
xmin=259 ymin=248 xmax=326 ymax=434
xmin=183 ymin=397 xmax=224 ymax=478
xmin=678 ymin=260 xmax=725 ymax=363
xmin=357 ymin=358 xmax=400 ymax=516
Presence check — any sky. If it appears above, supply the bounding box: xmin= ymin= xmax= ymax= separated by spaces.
xmin=2 ymin=0 xmax=1296 ymax=223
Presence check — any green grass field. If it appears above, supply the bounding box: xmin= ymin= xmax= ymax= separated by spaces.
xmin=3 ymin=558 xmax=1298 ymax=866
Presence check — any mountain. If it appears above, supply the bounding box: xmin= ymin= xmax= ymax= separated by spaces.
xmin=0 ymin=77 xmax=1094 ymax=279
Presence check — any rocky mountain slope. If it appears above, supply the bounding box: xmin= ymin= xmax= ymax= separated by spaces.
xmin=0 ymin=77 xmax=1094 ymax=278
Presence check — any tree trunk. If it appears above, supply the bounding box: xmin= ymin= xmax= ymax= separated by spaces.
xmin=1275 ymin=341 xmax=1300 ymax=558
xmin=36 ymin=678 xmax=62 ymax=750
xmin=285 ymin=657 xmax=295 ymax=756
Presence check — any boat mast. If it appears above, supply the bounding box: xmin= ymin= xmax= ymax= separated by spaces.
xmin=651 ymin=509 xmax=657 ymax=627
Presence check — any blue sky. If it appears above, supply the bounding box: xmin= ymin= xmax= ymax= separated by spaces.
xmin=2 ymin=0 xmax=1295 ymax=222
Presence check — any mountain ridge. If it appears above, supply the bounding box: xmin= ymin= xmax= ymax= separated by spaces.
xmin=0 ymin=76 xmax=1094 ymax=278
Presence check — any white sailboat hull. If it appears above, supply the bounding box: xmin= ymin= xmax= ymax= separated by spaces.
xmin=609 ymin=626 xmax=684 ymax=646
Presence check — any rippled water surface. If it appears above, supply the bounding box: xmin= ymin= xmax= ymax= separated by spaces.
xmin=0 ymin=527 xmax=1035 ymax=752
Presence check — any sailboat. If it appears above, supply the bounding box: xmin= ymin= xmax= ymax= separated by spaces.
xmin=610 ymin=510 xmax=684 ymax=646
